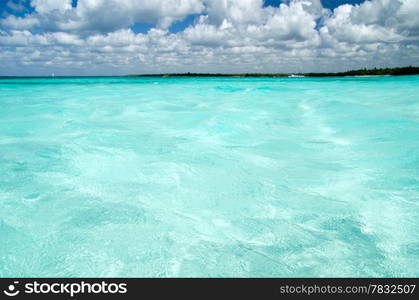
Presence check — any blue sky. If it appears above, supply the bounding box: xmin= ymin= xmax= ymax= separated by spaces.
xmin=0 ymin=0 xmax=418 ymax=76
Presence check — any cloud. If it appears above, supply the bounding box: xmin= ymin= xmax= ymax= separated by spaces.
xmin=0 ymin=0 xmax=418 ymax=75
xmin=6 ymin=0 xmax=28 ymax=13
xmin=21 ymin=0 xmax=206 ymax=33
xmin=0 ymin=15 xmax=40 ymax=30
xmin=31 ymin=0 xmax=73 ymax=14
xmin=321 ymin=0 xmax=416 ymax=44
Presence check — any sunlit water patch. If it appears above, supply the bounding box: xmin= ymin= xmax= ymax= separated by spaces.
xmin=0 ymin=76 xmax=418 ymax=277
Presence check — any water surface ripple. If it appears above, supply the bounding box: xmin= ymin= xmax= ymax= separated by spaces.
xmin=0 ymin=76 xmax=418 ymax=277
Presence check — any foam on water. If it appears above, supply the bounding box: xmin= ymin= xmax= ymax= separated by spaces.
xmin=0 ymin=76 xmax=418 ymax=277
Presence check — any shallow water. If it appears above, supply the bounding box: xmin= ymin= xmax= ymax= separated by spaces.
xmin=0 ymin=76 xmax=418 ymax=277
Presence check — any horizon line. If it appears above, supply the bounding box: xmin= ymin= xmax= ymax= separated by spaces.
xmin=1 ymin=66 xmax=418 ymax=78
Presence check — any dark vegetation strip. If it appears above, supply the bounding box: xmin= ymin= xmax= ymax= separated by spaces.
xmin=126 ymin=66 xmax=419 ymax=78
xmin=1 ymin=66 xmax=418 ymax=79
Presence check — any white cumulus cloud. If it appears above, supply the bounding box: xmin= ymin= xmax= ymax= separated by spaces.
xmin=0 ymin=0 xmax=418 ymax=76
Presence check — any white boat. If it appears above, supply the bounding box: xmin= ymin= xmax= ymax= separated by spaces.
xmin=288 ymin=74 xmax=305 ymax=78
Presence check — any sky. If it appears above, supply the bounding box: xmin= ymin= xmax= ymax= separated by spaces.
xmin=0 ymin=0 xmax=418 ymax=76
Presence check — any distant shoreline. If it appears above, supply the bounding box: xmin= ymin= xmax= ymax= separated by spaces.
xmin=1 ymin=67 xmax=418 ymax=78
xmin=126 ymin=66 xmax=419 ymax=78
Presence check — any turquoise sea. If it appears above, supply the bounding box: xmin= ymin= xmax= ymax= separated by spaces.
xmin=0 ymin=76 xmax=418 ymax=277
